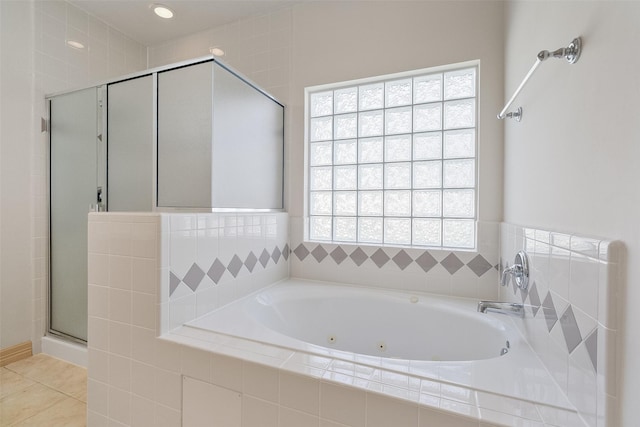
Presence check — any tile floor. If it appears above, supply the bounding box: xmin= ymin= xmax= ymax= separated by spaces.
xmin=0 ymin=353 xmax=87 ymax=426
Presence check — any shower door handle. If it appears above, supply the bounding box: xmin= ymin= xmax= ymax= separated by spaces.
xmin=93 ymin=187 xmax=105 ymax=212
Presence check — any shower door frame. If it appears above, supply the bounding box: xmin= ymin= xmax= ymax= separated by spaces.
xmin=45 ymin=55 xmax=285 ymax=345
xmin=46 ymin=85 xmax=107 ymax=344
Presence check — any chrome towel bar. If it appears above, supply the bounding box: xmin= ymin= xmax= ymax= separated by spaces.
xmin=498 ymin=37 xmax=582 ymax=121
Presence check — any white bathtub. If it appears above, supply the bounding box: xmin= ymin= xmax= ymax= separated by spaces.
xmin=189 ymin=279 xmax=513 ymax=362
xmin=179 ymin=278 xmax=576 ymax=413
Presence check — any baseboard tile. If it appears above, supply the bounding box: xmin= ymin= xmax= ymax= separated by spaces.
xmin=0 ymin=341 xmax=32 ymax=367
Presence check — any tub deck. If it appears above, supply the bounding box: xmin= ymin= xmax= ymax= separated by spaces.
xmin=166 ymin=279 xmax=587 ymax=427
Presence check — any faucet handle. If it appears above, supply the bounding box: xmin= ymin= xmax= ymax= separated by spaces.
xmin=501 ymin=251 xmax=529 ymax=290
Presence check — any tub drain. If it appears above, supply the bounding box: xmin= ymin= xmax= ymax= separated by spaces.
xmin=327 ymin=335 xmax=337 ymax=344
xmin=377 ymin=342 xmax=386 ymax=352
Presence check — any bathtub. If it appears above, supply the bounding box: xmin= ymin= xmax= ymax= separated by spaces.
xmin=189 ymin=280 xmax=513 ymax=362
xmin=178 ymin=278 xmax=575 ymax=411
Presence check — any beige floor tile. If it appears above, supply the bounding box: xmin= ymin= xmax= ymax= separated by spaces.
xmin=38 ymin=363 xmax=87 ymax=399
xmin=0 ymin=383 xmax=67 ymax=425
xmin=12 ymin=397 xmax=87 ymax=427
xmin=5 ymin=354 xmax=65 ymax=380
xmin=0 ymin=368 xmax=35 ymax=399
xmin=6 ymin=354 xmax=87 ymax=399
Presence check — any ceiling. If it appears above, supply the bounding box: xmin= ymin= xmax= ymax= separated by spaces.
xmin=69 ymin=0 xmax=297 ymax=46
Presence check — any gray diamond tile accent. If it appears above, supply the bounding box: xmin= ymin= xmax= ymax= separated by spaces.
xmin=272 ymin=246 xmax=282 ymax=263
xmin=182 ymin=263 xmax=205 ymax=292
xmin=228 ymin=255 xmax=244 ymax=278
xmin=169 ymin=272 xmax=181 ymax=296
xmin=350 ymin=247 xmax=368 ymax=266
xmin=293 ymin=244 xmax=309 ymax=261
xmin=208 ymin=259 xmax=226 ymax=284
xmin=311 ymin=245 xmax=328 ymax=262
xmin=330 ymin=247 xmax=348 ymax=264
xmin=245 ymin=252 xmax=258 ymax=272
xmin=528 ymin=281 xmax=541 ymax=317
xmin=585 ymin=329 xmax=598 ymax=372
xmin=283 ymin=244 xmax=290 ymax=260
xmin=371 ymin=249 xmax=390 ymax=268
xmin=441 ymin=253 xmax=464 ymax=275
xmin=259 ymin=249 xmax=271 ymax=268
xmin=467 ymin=255 xmax=493 ymax=277
xmin=392 ymin=250 xmax=413 ymax=270
xmin=542 ymin=292 xmax=558 ymax=332
xmin=560 ymin=305 xmax=582 ymax=354
xmin=415 ymin=252 xmax=437 ymax=273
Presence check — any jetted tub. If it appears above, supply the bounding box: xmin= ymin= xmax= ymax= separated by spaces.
xmin=188 ymin=280 xmax=513 ymax=362
xmin=180 ymin=278 xmax=574 ymax=410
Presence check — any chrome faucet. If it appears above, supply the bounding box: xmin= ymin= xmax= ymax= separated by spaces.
xmin=477 ymin=301 xmax=524 ymax=317
xmin=501 ymin=251 xmax=529 ymax=290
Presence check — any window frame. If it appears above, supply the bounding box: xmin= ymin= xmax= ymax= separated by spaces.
xmin=303 ymin=60 xmax=479 ymax=250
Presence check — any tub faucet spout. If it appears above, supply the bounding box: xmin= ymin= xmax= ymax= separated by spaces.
xmin=477 ymin=301 xmax=524 ymax=317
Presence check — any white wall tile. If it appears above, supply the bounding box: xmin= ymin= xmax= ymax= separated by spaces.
xmin=183 ymin=377 xmax=242 ymax=427
xmin=131 ymin=361 xmax=157 ymax=400
xmin=243 ymin=395 xmax=278 ymax=427
xmin=155 ymin=368 xmax=182 ymax=410
xmin=367 ymin=393 xmax=419 ymax=427
xmin=280 ymin=371 xmax=320 ymax=415
xmin=569 ymin=252 xmax=599 ymax=319
xmin=109 ymin=353 xmax=132 ymax=391
xmin=109 ymin=255 xmax=133 ymax=290
xmin=109 ymin=288 xmax=132 ymax=324
xmin=154 ymin=339 xmax=183 ymax=373
xmin=108 ymin=321 xmax=132 ymax=357
xmin=132 ymin=222 xmax=158 ymax=259
xmin=320 ymin=382 xmax=366 ymax=427
xmin=88 ymin=284 xmax=109 ymax=319
xmin=181 ymin=346 xmax=213 ymax=383
xmin=131 ymin=394 xmax=156 ymax=427
xmin=243 ymin=362 xmax=279 ymax=403
xmin=280 ymin=407 xmax=320 ymax=427
xmin=419 ymin=407 xmax=478 ymax=427
xmin=132 ymin=257 xmax=157 ymax=295
xmin=88 ymin=378 xmax=109 ymax=416
xmin=109 ymin=385 xmax=132 ymax=425
xmin=154 ymin=403 xmax=182 ymax=427
xmin=131 ymin=326 xmax=156 ymax=363
xmin=212 ymin=354 xmax=243 ymax=392
xmin=89 ymin=348 xmax=110 ymax=383
xmin=132 ymin=292 xmax=156 ymax=330
xmin=88 ymin=316 xmax=109 ymax=351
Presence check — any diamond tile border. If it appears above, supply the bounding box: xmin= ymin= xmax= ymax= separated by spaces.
xmin=501 ymin=221 xmax=623 ymax=384
xmin=170 ymin=243 xmax=289 ymax=297
xmin=290 ymin=242 xmax=495 ymax=277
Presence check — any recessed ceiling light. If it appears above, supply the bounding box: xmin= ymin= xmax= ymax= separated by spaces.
xmin=153 ymin=4 xmax=174 ymax=19
xmin=209 ymin=47 xmax=225 ymax=57
xmin=67 ymin=40 xmax=85 ymax=49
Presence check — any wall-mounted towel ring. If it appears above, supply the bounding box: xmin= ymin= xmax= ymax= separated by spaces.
xmin=498 ymin=37 xmax=582 ymax=121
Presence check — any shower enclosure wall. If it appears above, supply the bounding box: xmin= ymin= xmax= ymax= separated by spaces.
xmin=47 ymin=58 xmax=285 ymax=342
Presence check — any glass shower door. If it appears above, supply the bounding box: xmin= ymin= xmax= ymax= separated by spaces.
xmin=49 ymin=87 xmax=104 ymax=342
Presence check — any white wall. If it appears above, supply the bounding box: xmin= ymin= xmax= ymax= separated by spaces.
xmin=0 ymin=0 xmax=34 ymax=350
xmin=503 ymin=1 xmax=640 ymax=425
xmin=0 ymin=0 xmax=147 ymax=351
xmin=149 ymin=1 xmax=505 ymax=299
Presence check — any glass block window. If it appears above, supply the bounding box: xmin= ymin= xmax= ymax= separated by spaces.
xmin=306 ymin=65 xmax=477 ymax=249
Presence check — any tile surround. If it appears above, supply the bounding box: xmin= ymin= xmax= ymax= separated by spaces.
xmin=290 ymin=218 xmax=500 ymax=300
xmin=164 ymin=213 xmax=289 ymax=332
xmin=500 ymin=223 xmax=622 ymax=427
xmin=87 ymin=212 xmax=607 ymax=426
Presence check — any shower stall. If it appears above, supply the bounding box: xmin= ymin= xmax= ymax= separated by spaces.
xmin=47 ymin=58 xmax=284 ymax=342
